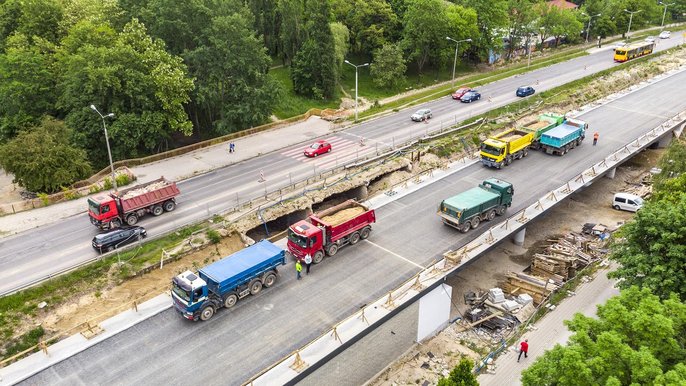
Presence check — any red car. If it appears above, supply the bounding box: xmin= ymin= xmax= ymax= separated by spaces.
xmin=304 ymin=140 xmax=332 ymax=157
xmin=451 ymin=87 xmax=472 ymax=100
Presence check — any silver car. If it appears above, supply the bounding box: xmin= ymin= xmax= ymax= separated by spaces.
xmin=411 ymin=108 xmax=432 ymax=122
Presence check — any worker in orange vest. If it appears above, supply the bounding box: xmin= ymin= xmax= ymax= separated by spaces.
xmin=593 ymin=131 xmax=599 ymax=146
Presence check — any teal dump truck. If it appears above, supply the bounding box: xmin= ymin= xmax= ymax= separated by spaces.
xmin=539 ymin=117 xmax=588 ymax=156
xmin=438 ymin=178 xmax=514 ymax=233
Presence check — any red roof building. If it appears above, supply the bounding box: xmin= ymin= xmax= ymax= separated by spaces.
xmin=547 ymin=0 xmax=579 ymax=10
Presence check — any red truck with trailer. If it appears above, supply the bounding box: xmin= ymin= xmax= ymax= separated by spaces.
xmin=88 ymin=177 xmax=180 ymax=229
xmin=287 ymin=200 xmax=375 ymax=264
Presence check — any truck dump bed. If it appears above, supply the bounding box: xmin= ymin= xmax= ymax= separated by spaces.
xmin=540 ymin=123 xmax=582 ymax=148
xmin=522 ymin=113 xmax=565 ymax=138
xmin=116 ymin=177 xmax=180 ymax=212
xmin=199 ymin=240 xmax=285 ymax=295
xmin=310 ymin=200 xmax=376 ymax=241
xmin=442 ymin=187 xmax=500 ymax=213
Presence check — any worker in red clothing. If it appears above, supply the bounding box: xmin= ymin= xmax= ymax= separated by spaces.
xmin=593 ymin=131 xmax=599 ymax=146
xmin=518 ymin=339 xmax=529 ymax=362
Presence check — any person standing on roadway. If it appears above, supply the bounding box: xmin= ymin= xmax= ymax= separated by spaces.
xmin=304 ymin=254 xmax=312 ymax=275
xmin=593 ymin=131 xmax=599 ymax=146
xmin=295 ymin=260 xmax=303 ymax=280
xmin=518 ymin=339 xmax=529 ymax=362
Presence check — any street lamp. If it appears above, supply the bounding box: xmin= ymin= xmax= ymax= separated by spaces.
xmin=582 ymin=12 xmax=601 ymax=43
xmin=624 ymin=9 xmax=642 ymax=36
xmin=659 ymin=2 xmax=675 ymax=28
xmin=89 ymin=104 xmax=117 ymax=192
xmin=344 ymin=60 xmax=369 ymax=122
xmin=446 ymin=36 xmax=472 ymax=85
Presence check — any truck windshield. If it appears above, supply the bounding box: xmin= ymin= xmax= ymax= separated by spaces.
xmin=481 ymin=144 xmax=503 ymax=156
xmin=287 ymin=229 xmax=308 ymax=248
xmin=87 ymin=199 xmax=101 ymax=214
xmin=171 ymin=282 xmax=191 ymax=303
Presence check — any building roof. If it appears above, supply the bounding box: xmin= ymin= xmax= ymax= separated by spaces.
xmin=547 ymin=0 xmax=579 ymax=10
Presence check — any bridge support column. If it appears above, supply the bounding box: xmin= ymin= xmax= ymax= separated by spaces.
xmin=656 ymin=135 xmax=672 ymax=148
xmin=513 ymin=228 xmax=526 ymax=246
xmin=605 ymin=167 xmax=616 ymax=179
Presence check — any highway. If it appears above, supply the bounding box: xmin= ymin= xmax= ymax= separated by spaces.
xmin=21 ymin=65 xmax=686 ymax=385
xmin=1 ymin=36 xmax=683 ymax=295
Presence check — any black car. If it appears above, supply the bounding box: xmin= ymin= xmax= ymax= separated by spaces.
xmin=92 ymin=226 xmax=147 ymax=253
xmin=516 ymin=86 xmax=535 ymax=97
xmin=460 ymin=90 xmax=481 ymax=103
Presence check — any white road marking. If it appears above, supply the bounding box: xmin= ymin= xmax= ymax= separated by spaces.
xmin=365 ymin=240 xmax=424 ymax=269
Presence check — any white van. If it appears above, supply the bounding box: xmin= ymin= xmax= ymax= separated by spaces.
xmin=612 ymin=193 xmax=644 ymax=212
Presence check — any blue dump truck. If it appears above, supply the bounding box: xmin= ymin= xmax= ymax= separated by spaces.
xmin=438 ymin=178 xmax=514 ymax=233
xmin=171 ymin=240 xmax=285 ymax=321
xmin=539 ymin=117 xmax=588 ymax=156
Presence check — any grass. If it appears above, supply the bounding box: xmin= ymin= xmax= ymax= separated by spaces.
xmin=269 ymin=67 xmax=341 ymax=119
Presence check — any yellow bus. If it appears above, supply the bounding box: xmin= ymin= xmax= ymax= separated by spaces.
xmin=614 ymin=42 xmax=655 ymax=62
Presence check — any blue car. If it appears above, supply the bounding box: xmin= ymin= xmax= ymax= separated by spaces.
xmin=516 ymin=86 xmax=535 ymax=97
xmin=460 ymin=90 xmax=481 ymax=103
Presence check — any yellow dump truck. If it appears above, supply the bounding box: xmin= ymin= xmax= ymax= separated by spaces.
xmin=480 ymin=113 xmax=564 ymax=169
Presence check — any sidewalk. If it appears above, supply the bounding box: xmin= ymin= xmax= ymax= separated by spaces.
xmin=0 ymin=116 xmax=333 ymax=237
xmin=477 ymin=264 xmax=620 ymax=386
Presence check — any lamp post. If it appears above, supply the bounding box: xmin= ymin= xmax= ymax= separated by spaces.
xmin=344 ymin=60 xmax=369 ymax=122
xmin=446 ymin=36 xmax=472 ymax=85
xmin=624 ymin=9 xmax=642 ymax=36
xmin=90 ymin=104 xmax=117 ymax=192
xmin=582 ymin=12 xmax=601 ymax=43
xmin=659 ymin=2 xmax=674 ymax=28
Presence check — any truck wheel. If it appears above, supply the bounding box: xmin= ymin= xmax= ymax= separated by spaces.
xmin=360 ymin=227 xmax=372 ymax=239
xmin=200 ymin=306 xmax=215 ymax=321
xmin=496 ymin=205 xmax=507 ymax=216
xmin=326 ymin=244 xmax=339 ymax=257
xmin=313 ymin=251 xmax=324 ymax=264
xmin=349 ymin=232 xmax=361 ymax=245
xmin=459 ymin=223 xmax=470 ymax=233
xmin=487 ymin=210 xmax=496 ymax=221
xmin=110 ymin=219 xmax=121 ymax=229
xmin=126 ymin=214 xmax=138 ymax=226
xmin=470 ymin=216 xmax=481 ymax=229
xmin=223 ymin=293 xmax=238 ymax=308
xmin=263 ymin=273 xmax=277 ymax=288
xmin=163 ymin=200 xmax=176 ymax=212
xmin=249 ymin=279 xmax=263 ymax=295
xmin=523 ymin=149 xmax=529 ymax=157
xmin=152 ymin=205 xmax=163 ymax=216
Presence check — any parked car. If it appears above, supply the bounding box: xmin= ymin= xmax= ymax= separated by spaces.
xmin=92 ymin=226 xmax=147 ymax=253
xmin=645 ymin=36 xmax=656 ymax=43
xmin=304 ymin=140 xmax=332 ymax=157
xmin=612 ymin=193 xmax=644 ymax=212
xmin=460 ymin=90 xmax=481 ymax=103
xmin=516 ymin=86 xmax=535 ymax=97
xmin=451 ymin=87 xmax=472 ymax=100
xmin=659 ymin=30 xmax=671 ymax=39
xmin=411 ymin=108 xmax=433 ymax=122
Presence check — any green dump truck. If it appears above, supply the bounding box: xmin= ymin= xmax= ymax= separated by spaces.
xmin=438 ymin=178 xmax=514 ymax=233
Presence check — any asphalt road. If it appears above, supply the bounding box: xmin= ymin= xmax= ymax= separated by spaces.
xmin=21 ymin=66 xmax=686 ymax=385
xmin=1 ymin=35 xmax=684 ymax=295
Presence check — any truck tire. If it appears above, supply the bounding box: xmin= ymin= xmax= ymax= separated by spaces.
xmin=200 ymin=306 xmax=215 ymax=321
xmin=349 ymin=232 xmax=361 ymax=245
xmin=470 ymin=216 xmax=481 ymax=229
xmin=249 ymin=279 xmax=263 ymax=295
xmin=458 ymin=223 xmax=470 ymax=233
xmin=152 ymin=205 xmax=163 ymax=216
xmin=263 ymin=272 xmax=277 ymax=288
xmin=126 ymin=214 xmax=138 ymax=226
xmin=326 ymin=244 xmax=339 ymax=257
xmin=523 ymin=148 xmax=529 ymax=157
xmin=496 ymin=205 xmax=507 ymax=216
xmin=223 ymin=293 xmax=238 ymax=308
xmin=313 ymin=251 xmax=324 ymax=264
xmin=360 ymin=227 xmax=372 ymax=239
xmin=505 ymin=156 xmax=512 ymax=166
xmin=163 ymin=200 xmax=176 ymax=212
xmin=110 ymin=219 xmax=122 ymax=229
xmin=487 ymin=209 xmax=496 ymax=221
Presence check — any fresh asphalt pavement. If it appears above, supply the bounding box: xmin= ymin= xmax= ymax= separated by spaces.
xmin=19 ymin=67 xmax=686 ymax=385
xmin=1 ymin=34 xmax=684 ymax=295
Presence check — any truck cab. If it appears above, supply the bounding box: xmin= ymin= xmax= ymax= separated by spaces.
xmin=88 ymin=194 xmax=120 ymax=227
xmin=287 ymin=221 xmax=323 ymax=260
xmin=171 ymin=270 xmax=209 ymax=321
xmin=481 ymin=178 xmax=514 ymax=204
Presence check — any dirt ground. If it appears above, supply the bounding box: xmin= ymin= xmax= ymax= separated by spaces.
xmin=368 ymin=148 xmax=663 ymax=386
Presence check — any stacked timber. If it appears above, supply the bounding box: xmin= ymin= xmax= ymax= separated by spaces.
xmin=502 ymin=272 xmax=559 ymax=305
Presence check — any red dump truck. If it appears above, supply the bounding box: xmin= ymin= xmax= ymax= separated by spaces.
xmin=88 ymin=177 xmax=180 ymax=229
xmin=287 ymin=200 xmax=375 ymax=264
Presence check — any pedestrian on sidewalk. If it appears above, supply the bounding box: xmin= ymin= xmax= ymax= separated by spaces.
xmin=304 ymin=253 xmax=312 ymax=275
xmin=228 ymin=142 xmax=235 ymax=153
xmin=295 ymin=260 xmax=302 ymax=280
xmin=518 ymin=339 xmax=529 ymax=362
xmin=593 ymin=131 xmax=599 ymax=146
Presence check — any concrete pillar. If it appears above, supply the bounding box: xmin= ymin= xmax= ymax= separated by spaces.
xmin=605 ymin=167 xmax=616 ymax=179
xmin=513 ymin=228 xmax=526 ymax=246
xmin=656 ymin=134 xmax=672 ymax=148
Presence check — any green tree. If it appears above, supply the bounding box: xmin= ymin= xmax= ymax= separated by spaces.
xmin=456 ymin=0 xmax=509 ymax=62
xmin=370 ymin=43 xmax=406 ymax=88
xmin=332 ymin=0 xmax=399 ymax=56
xmin=402 ymin=0 xmax=447 ymax=74
xmin=291 ymin=0 xmax=337 ymax=99
xmin=522 ymin=287 xmax=686 ymax=386
xmin=277 ymin=0 xmax=305 ymax=65
xmin=14 ymin=0 xmax=63 ymax=45
xmin=506 ymin=0 xmax=536 ymax=59
xmin=0 ymin=117 xmax=91 ymax=193
xmin=330 ymin=21 xmax=350 ymax=69
xmin=437 ymin=358 xmax=479 ymax=386
xmin=246 ymin=0 xmax=279 ymax=56
xmin=653 ymin=139 xmax=686 ymax=193
xmin=549 ymin=8 xmax=583 ymax=46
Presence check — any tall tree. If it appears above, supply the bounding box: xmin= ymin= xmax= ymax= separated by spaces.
xmin=331 ymin=0 xmax=400 ymax=56
xmin=522 ymin=287 xmax=686 ymax=385
xmin=370 ymin=43 xmax=406 ymax=88
xmin=0 ymin=117 xmax=91 ymax=193
xmin=330 ymin=21 xmax=350 ymax=69
xmin=246 ymin=0 xmax=279 ymax=56
xmin=457 ymin=0 xmax=509 ymax=62
xmin=291 ymin=0 xmax=337 ymax=99
xmin=506 ymin=0 xmax=536 ymax=59
xmin=277 ymin=0 xmax=305 ymax=65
